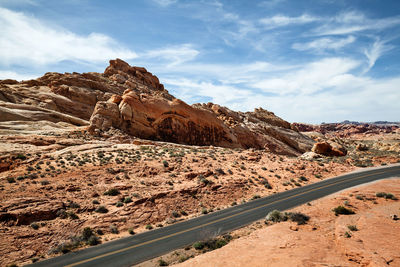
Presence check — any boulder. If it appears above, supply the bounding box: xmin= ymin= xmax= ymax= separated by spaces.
xmin=312 ymin=141 xmax=346 ymax=157
xmin=300 ymin=151 xmax=321 ymax=160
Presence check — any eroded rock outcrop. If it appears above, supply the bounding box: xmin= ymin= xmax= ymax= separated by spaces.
xmin=89 ymin=84 xmax=314 ymax=155
xmin=0 ymin=58 xmax=314 ymax=155
xmin=312 ymin=141 xmax=347 ymax=157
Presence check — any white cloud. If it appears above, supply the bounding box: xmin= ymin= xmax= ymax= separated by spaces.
xmin=0 ymin=0 xmax=38 ymax=6
xmin=0 ymin=70 xmax=37 ymax=81
xmin=314 ymin=11 xmax=400 ymax=35
xmin=0 ymin=7 xmax=137 ymax=66
xmin=259 ymin=14 xmax=319 ymax=28
xmin=152 ymin=0 xmax=178 ymax=7
xmin=142 ymin=44 xmax=200 ymax=66
xmin=251 ymin=58 xmax=360 ymax=95
xmin=292 ymin=36 xmax=355 ymax=52
xmin=163 ymin=58 xmax=400 ymax=123
xmin=363 ymin=39 xmax=393 ymax=73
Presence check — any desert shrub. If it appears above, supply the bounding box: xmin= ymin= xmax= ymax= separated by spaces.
xmin=376 ymin=192 xmax=386 ymax=198
xmin=288 ymin=212 xmax=310 ymax=225
xmin=56 ymin=209 xmax=68 ymax=219
xmin=171 ymin=211 xmax=180 ymax=218
xmin=204 ymin=238 xmax=228 ymax=250
xmin=7 ymin=177 xmax=16 ymax=183
xmin=115 ymin=201 xmax=123 ymax=207
xmin=355 ymin=195 xmax=364 ymax=200
xmin=344 ymin=231 xmax=352 ymax=238
xmin=16 ymin=154 xmax=27 ymax=160
xmin=193 ymin=241 xmax=205 ymax=250
xmin=68 ymin=211 xmax=79 ymax=220
xmin=199 ymin=177 xmax=210 ymax=185
xmin=82 ymin=227 xmax=94 ymax=241
xmin=145 ymin=224 xmax=153 ymax=230
xmin=179 ymin=256 xmax=190 ymax=263
xmin=123 ymin=197 xmax=132 ymax=203
xmin=40 ymin=180 xmax=50 ymax=185
xmin=201 ymin=208 xmax=208 ymax=214
xmin=110 ymin=224 xmax=119 ymax=234
xmin=299 ymin=176 xmax=308 ymax=181
xmin=128 ymin=228 xmax=135 ymax=235
xmin=104 ymin=188 xmax=120 ymax=196
xmin=265 ymin=210 xmax=286 ymax=223
xmin=92 ymin=200 xmax=100 ymax=204
xmin=385 ymin=193 xmax=397 ymax=200
xmin=87 ymin=235 xmax=100 ymax=246
xmin=332 ymin=206 xmax=355 ymax=215
xmin=162 ymin=160 xmax=169 ymax=167
xmin=215 ymin=168 xmax=225 ymax=175
xmin=251 ymin=195 xmax=261 ymax=200
xmin=347 ymin=225 xmax=358 ymax=231
xmin=158 ymin=258 xmax=168 ymax=266
xmin=95 ymin=206 xmax=108 ymax=213
xmin=180 ymin=210 xmax=188 ymax=216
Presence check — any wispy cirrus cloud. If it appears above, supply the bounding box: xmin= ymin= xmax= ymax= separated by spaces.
xmin=314 ymin=11 xmax=400 ymax=35
xmin=151 ymin=0 xmax=178 ymax=7
xmin=292 ymin=36 xmax=356 ymax=52
xmin=0 ymin=7 xmax=137 ymax=67
xmin=259 ymin=14 xmax=319 ymax=28
xmin=162 ymin=57 xmax=400 ymax=123
xmin=363 ymin=39 xmax=394 ymax=73
xmin=142 ymin=44 xmax=200 ymax=66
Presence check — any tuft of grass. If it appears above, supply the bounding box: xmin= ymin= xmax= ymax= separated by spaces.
xmin=299 ymin=176 xmax=308 ymax=181
xmin=95 ymin=206 xmax=108 ymax=213
xmin=110 ymin=225 xmax=119 ymax=234
xmin=123 ymin=197 xmax=132 ymax=204
xmin=344 ymin=231 xmax=352 ymax=238
xmin=158 ymin=258 xmax=168 ymax=266
xmin=376 ymin=192 xmax=397 ymax=200
xmin=332 ymin=206 xmax=355 ymax=216
xmin=288 ymin=212 xmax=310 ymax=225
xmin=193 ymin=241 xmax=205 ymax=250
xmin=104 ymin=188 xmax=120 ymax=196
xmin=347 ymin=225 xmax=358 ymax=231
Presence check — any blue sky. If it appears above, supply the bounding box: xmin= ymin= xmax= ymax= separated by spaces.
xmin=1 ymin=0 xmax=399 ymax=123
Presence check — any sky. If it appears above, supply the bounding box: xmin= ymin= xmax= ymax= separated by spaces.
xmin=0 ymin=0 xmax=399 ymax=123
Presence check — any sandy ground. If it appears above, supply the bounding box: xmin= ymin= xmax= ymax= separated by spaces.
xmin=174 ymin=178 xmax=400 ymax=267
xmin=0 ymin=129 xmax=399 ymax=266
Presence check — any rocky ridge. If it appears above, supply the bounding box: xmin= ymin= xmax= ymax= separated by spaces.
xmin=1 ymin=59 xmax=314 ymax=156
xmin=293 ymin=122 xmax=399 ymax=138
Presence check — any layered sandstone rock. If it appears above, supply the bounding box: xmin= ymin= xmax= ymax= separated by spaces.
xmin=0 ymin=59 xmax=314 ymax=155
xmin=293 ymin=122 xmax=399 ymax=138
xmin=89 ymin=89 xmax=314 ymax=155
xmin=312 ymin=141 xmax=347 ymax=157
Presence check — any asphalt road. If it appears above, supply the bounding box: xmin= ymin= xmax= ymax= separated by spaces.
xmin=29 ymin=164 xmax=400 ymax=267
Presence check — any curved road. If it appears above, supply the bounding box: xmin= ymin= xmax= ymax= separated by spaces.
xmin=29 ymin=164 xmax=400 ymax=267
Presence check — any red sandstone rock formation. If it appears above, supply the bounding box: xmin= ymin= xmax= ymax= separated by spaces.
xmin=0 ymin=59 xmax=314 ymax=156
